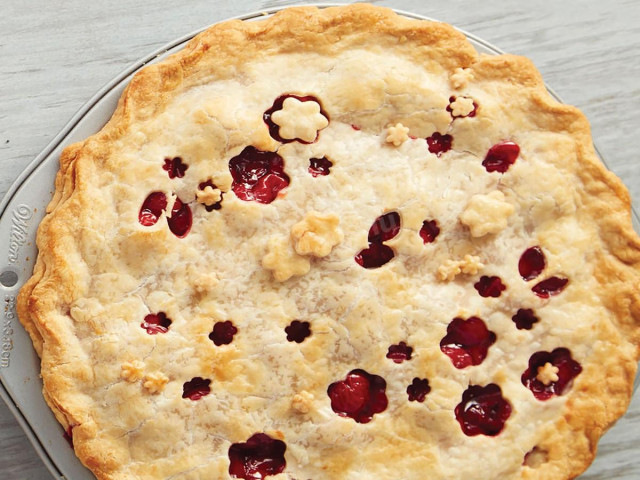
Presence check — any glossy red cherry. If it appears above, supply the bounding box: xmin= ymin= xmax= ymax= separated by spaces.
xmin=182 ymin=377 xmax=211 ymax=401
xmin=426 ymin=132 xmax=453 ymax=156
xmin=474 ymin=276 xmax=506 ymax=298
xmin=482 ymin=141 xmax=520 ymax=173
xmin=532 ymin=276 xmax=569 ymax=298
xmin=139 ymin=192 xmax=167 ymax=227
xmin=355 ymin=242 xmax=395 ymax=269
xmin=455 ymin=384 xmax=512 ymax=436
xmin=308 ymin=157 xmax=333 ymax=177
xmin=522 ymin=348 xmax=582 ymax=400
xmin=440 ymin=317 xmax=496 ymax=368
xmin=167 ymin=197 xmax=192 ymax=238
xmin=285 ymin=320 xmax=311 ymax=343
xmin=368 ymin=212 xmax=401 ymax=243
xmin=198 ymin=180 xmax=224 ymax=211
xmin=407 ymin=378 xmax=431 ymax=402
xmin=512 ymin=308 xmax=539 ymax=330
xmin=447 ymin=96 xmax=478 ymax=118
xmin=327 ymin=369 xmax=388 ymax=424
xmin=228 ymin=433 xmax=286 ymax=480
xmin=162 ymin=157 xmax=188 ymax=179
xmin=419 ymin=219 xmax=440 ymax=244
xmin=263 ymin=94 xmax=328 ymax=144
xmin=519 ymin=246 xmax=546 ymax=281
xmin=386 ymin=342 xmax=413 ymax=363
xmin=229 ymin=146 xmax=290 ymax=204
xmin=209 ymin=321 xmax=238 ymax=346
xmin=141 ymin=312 xmax=172 ymax=335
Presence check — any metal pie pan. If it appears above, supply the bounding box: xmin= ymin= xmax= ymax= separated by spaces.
xmin=0 ymin=4 xmax=637 ymax=479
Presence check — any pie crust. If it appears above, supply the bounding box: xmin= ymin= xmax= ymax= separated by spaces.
xmin=17 ymin=4 xmax=640 ymax=480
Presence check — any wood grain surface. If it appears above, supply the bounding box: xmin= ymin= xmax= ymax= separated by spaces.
xmin=1 ymin=1 xmax=639 ymax=478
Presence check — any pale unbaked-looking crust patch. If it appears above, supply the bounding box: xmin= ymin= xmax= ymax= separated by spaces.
xmin=16 ymin=4 xmax=640 ymax=480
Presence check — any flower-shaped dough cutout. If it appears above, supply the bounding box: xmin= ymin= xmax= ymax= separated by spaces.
xmin=385 ymin=123 xmax=410 ymax=146
xmin=143 ymin=372 xmax=169 ymax=394
xmin=460 ymin=191 xmax=514 ymax=237
xmin=291 ymin=211 xmax=343 ymax=257
xmin=121 ymin=361 xmax=144 ymax=382
xmin=536 ymin=363 xmax=560 ymax=385
xmin=437 ymin=255 xmax=485 ymax=281
xmin=196 ymin=185 xmax=222 ymax=207
xmin=448 ymin=96 xmax=476 ymax=117
xmin=262 ymin=235 xmax=311 ymax=282
xmin=271 ymin=97 xmax=329 ymax=143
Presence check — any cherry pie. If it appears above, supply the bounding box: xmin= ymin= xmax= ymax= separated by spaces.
xmin=17 ymin=4 xmax=640 ymax=480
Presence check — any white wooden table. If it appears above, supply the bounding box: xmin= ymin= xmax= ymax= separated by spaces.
xmin=1 ymin=1 xmax=639 ymax=478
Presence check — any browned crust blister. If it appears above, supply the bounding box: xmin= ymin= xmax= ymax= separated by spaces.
xmin=16 ymin=4 xmax=640 ymax=480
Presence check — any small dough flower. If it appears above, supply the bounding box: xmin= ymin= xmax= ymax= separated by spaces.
xmin=291 ymin=391 xmax=315 ymax=414
xmin=437 ymin=255 xmax=484 ymax=281
xmin=262 ymin=235 xmax=311 ymax=282
xmin=121 ymin=361 xmax=145 ymax=383
xmin=143 ymin=372 xmax=169 ymax=394
xmin=450 ymin=67 xmax=474 ymax=89
xmin=449 ymin=96 xmax=475 ymax=117
xmin=271 ymin=97 xmax=328 ymax=142
xmin=385 ymin=123 xmax=410 ymax=146
xmin=460 ymin=191 xmax=515 ymax=237
xmin=536 ymin=363 xmax=560 ymax=385
xmin=196 ymin=186 xmax=222 ymax=207
xmin=291 ymin=212 xmax=343 ymax=257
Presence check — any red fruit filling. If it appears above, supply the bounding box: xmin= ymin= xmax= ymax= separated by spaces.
xmin=532 ymin=276 xmax=569 ymax=298
xmin=368 ymin=212 xmax=401 ymax=243
xmin=440 ymin=317 xmax=496 ymax=369
xmin=285 ymin=320 xmax=311 ymax=343
xmin=407 ymin=378 xmax=431 ymax=402
xmin=522 ymin=348 xmax=582 ymax=400
xmin=426 ymin=132 xmax=453 ymax=156
xmin=351 ymin=124 xmax=361 ymax=131
xmin=519 ymin=246 xmax=546 ymax=281
xmin=229 ymin=146 xmax=290 ymax=204
xmin=512 ymin=308 xmax=539 ymax=330
xmin=327 ymin=369 xmax=388 ymax=423
xmin=308 ymin=157 xmax=333 ymax=177
xmin=139 ymin=192 xmax=167 ymax=227
xmin=447 ymin=96 xmax=478 ymax=118
xmin=386 ymin=342 xmax=413 ymax=363
xmin=419 ymin=219 xmax=440 ymax=244
xmin=167 ymin=197 xmax=192 ymax=238
xmin=141 ymin=312 xmax=172 ymax=335
xmin=198 ymin=180 xmax=224 ymax=211
xmin=182 ymin=377 xmax=211 ymax=401
xmin=162 ymin=156 xmax=188 ymax=179
xmin=455 ymin=384 xmax=512 ymax=436
xmin=263 ymin=94 xmax=329 ymax=144
xmin=209 ymin=321 xmax=238 ymax=346
xmin=482 ymin=141 xmax=520 ymax=173
xmin=474 ymin=276 xmax=507 ymax=298
xmin=355 ymin=242 xmax=395 ymax=269
xmin=228 ymin=433 xmax=286 ymax=480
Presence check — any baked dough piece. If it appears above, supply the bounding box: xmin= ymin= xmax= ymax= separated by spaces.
xmin=17 ymin=4 xmax=640 ymax=480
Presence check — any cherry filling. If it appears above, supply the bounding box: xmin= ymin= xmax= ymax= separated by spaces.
xmin=426 ymin=132 xmax=453 ymax=156
xmin=519 ymin=246 xmax=546 ymax=281
xmin=455 ymin=384 xmax=512 ymax=436
xmin=368 ymin=212 xmax=401 ymax=243
xmin=512 ymin=308 xmax=540 ymax=330
xmin=285 ymin=320 xmax=311 ymax=343
xmin=182 ymin=377 xmax=211 ymax=400
xmin=308 ymin=157 xmax=333 ymax=177
xmin=474 ymin=276 xmax=507 ymax=298
xmin=440 ymin=317 xmax=496 ymax=369
xmin=419 ymin=219 xmax=440 ymax=244
xmin=198 ymin=180 xmax=224 ymax=211
xmin=482 ymin=141 xmax=520 ymax=173
xmin=263 ymin=94 xmax=329 ymax=144
xmin=167 ymin=197 xmax=192 ymax=238
xmin=139 ymin=192 xmax=167 ymax=227
xmin=407 ymin=378 xmax=431 ymax=402
xmin=447 ymin=96 xmax=478 ymax=118
xmin=141 ymin=312 xmax=172 ymax=335
xmin=209 ymin=321 xmax=238 ymax=346
xmin=386 ymin=342 xmax=413 ymax=363
xmin=522 ymin=348 xmax=582 ymax=400
xmin=327 ymin=369 xmax=388 ymax=424
xmin=355 ymin=212 xmax=401 ymax=269
xmin=229 ymin=146 xmax=290 ymax=204
xmin=228 ymin=433 xmax=286 ymax=480
xmin=532 ymin=276 xmax=569 ymax=298
xmin=163 ymin=156 xmax=188 ymax=179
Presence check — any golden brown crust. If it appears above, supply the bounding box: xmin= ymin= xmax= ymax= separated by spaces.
xmin=17 ymin=4 xmax=640 ymax=480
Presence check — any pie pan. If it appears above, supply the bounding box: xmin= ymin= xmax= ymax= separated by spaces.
xmin=0 ymin=5 xmax=638 ymax=479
